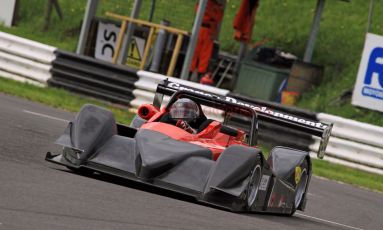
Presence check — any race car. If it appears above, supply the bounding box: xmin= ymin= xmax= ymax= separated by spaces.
xmin=46 ymin=80 xmax=332 ymax=215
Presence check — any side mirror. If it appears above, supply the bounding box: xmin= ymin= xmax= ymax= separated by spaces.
xmin=137 ymin=104 xmax=159 ymax=120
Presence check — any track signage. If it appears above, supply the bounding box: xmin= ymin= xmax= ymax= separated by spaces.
xmin=0 ymin=0 xmax=17 ymax=27
xmin=94 ymin=20 xmax=145 ymax=67
xmin=352 ymin=33 xmax=383 ymax=112
xmin=95 ymin=21 xmax=119 ymax=62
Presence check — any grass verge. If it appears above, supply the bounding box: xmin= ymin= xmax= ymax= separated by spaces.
xmin=1 ymin=77 xmax=382 ymax=192
xmin=312 ymin=159 xmax=383 ymax=193
xmin=0 ymin=77 xmax=135 ymax=124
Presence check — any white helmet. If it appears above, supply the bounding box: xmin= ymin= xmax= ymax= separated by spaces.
xmin=169 ymin=98 xmax=200 ymax=122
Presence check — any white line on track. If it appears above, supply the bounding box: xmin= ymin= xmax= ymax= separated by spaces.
xmin=307 ymin=192 xmax=323 ymax=198
xmin=23 ymin=110 xmax=69 ymax=123
xmin=296 ymin=213 xmax=364 ymax=230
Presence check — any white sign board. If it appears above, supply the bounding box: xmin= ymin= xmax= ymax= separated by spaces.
xmin=94 ymin=21 xmax=120 ymax=62
xmin=352 ymin=33 xmax=383 ymax=112
xmin=94 ymin=21 xmax=145 ymax=66
xmin=0 ymin=0 xmax=17 ymax=27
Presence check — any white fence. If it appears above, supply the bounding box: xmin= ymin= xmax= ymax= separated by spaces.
xmin=310 ymin=114 xmax=383 ymax=175
xmin=0 ymin=32 xmax=56 ymax=86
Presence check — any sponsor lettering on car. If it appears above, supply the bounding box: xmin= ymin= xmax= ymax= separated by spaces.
xmin=168 ymin=82 xmax=328 ymax=129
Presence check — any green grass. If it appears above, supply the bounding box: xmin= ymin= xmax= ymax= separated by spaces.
xmin=0 ymin=77 xmax=135 ymax=124
xmin=1 ymin=77 xmax=382 ymax=192
xmin=244 ymin=1 xmax=383 ymax=126
xmin=312 ymin=159 xmax=383 ymax=193
xmin=0 ymin=0 xmax=84 ymax=51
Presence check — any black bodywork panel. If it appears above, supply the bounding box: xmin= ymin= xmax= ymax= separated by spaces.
xmin=46 ymin=103 xmax=312 ymax=215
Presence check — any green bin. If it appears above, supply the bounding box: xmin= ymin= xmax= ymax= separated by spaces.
xmin=234 ymin=60 xmax=290 ymax=101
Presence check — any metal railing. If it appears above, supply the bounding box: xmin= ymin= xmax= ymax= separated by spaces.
xmin=106 ymin=12 xmax=189 ymax=77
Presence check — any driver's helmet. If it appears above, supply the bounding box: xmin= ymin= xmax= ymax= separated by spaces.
xmin=169 ymin=98 xmax=200 ymax=122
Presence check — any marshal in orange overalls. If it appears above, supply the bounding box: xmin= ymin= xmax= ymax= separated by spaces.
xmin=190 ymin=0 xmax=225 ymax=74
xmin=233 ymin=0 xmax=260 ymax=43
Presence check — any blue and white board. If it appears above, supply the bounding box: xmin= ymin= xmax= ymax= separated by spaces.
xmin=352 ymin=33 xmax=383 ymax=112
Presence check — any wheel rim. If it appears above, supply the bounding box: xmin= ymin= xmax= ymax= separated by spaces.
xmin=247 ymin=165 xmax=262 ymax=207
xmin=294 ymin=169 xmax=308 ymax=206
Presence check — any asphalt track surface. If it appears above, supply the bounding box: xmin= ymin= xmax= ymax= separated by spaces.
xmin=0 ymin=93 xmax=382 ymax=230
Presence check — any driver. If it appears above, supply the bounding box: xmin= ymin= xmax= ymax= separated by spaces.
xmin=169 ymin=98 xmax=200 ymax=134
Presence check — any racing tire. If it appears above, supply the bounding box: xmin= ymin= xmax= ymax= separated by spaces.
xmin=290 ymin=159 xmax=309 ymax=216
xmin=246 ymin=155 xmax=263 ymax=210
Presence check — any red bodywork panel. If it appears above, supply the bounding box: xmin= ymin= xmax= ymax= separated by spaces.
xmin=141 ymin=121 xmax=248 ymax=160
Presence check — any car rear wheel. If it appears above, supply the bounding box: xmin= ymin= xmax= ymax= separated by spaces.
xmin=295 ymin=168 xmax=308 ymax=206
xmin=246 ymin=156 xmax=262 ymax=210
xmin=290 ymin=159 xmax=309 ymax=216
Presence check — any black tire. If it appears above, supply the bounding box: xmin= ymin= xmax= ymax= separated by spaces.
xmin=290 ymin=159 xmax=309 ymax=216
xmin=246 ymin=155 xmax=263 ymax=210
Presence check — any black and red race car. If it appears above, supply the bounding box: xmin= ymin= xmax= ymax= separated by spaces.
xmin=46 ymin=80 xmax=332 ymax=215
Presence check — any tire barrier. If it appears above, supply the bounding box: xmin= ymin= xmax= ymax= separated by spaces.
xmin=49 ymin=50 xmax=138 ymax=105
xmin=0 ymin=31 xmax=56 ymax=86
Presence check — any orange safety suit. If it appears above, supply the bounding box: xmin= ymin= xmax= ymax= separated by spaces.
xmin=233 ymin=0 xmax=259 ymax=43
xmin=190 ymin=0 xmax=225 ymax=74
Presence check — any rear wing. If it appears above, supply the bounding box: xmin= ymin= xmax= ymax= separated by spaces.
xmin=154 ymin=80 xmax=333 ymax=159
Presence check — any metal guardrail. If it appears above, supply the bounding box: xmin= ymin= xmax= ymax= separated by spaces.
xmin=0 ymin=31 xmax=56 ymax=86
xmin=312 ymin=114 xmax=383 ymax=175
xmin=318 ymin=113 xmax=383 ymax=149
xmin=50 ymin=50 xmax=138 ymax=105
